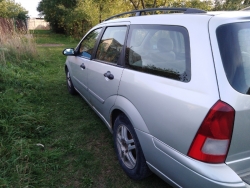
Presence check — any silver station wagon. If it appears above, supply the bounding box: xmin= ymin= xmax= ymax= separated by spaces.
xmin=63 ymin=8 xmax=250 ymax=187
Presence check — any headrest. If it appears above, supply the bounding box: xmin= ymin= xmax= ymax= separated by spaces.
xmin=157 ymin=38 xmax=174 ymax=52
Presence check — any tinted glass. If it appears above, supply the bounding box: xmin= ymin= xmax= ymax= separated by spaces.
xmin=217 ymin=22 xmax=250 ymax=94
xmin=96 ymin=26 xmax=127 ymax=64
xmin=79 ymin=28 xmax=102 ymax=59
xmin=130 ymin=29 xmax=148 ymax=46
xmin=125 ymin=25 xmax=191 ymax=82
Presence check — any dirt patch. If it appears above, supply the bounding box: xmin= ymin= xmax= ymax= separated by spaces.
xmin=37 ymin=44 xmax=64 ymax=47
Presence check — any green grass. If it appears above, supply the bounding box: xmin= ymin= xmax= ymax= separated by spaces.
xmin=31 ymin=30 xmax=79 ymax=46
xmin=0 ymin=30 xmax=170 ymax=187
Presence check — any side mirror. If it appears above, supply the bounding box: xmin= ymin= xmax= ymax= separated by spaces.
xmin=62 ymin=48 xmax=75 ymax=56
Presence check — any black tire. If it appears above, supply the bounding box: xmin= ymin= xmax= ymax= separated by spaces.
xmin=66 ymin=68 xmax=77 ymax=95
xmin=113 ymin=114 xmax=151 ymax=180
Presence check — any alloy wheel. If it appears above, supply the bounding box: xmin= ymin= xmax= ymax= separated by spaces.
xmin=116 ymin=124 xmax=137 ymax=169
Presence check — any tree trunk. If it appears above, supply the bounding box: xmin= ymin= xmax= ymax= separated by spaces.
xmin=153 ymin=0 xmax=157 ymax=8
xmin=130 ymin=0 xmax=139 ymax=9
xmin=99 ymin=4 xmax=103 ymax=23
xmin=141 ymin=0 xmax=145 ymax=9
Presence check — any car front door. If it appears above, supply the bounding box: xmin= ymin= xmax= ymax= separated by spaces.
xmin=71 ymin=28 xmax=102 ymax=101
xmin=87 ymin=25 xmax=128 ymax=117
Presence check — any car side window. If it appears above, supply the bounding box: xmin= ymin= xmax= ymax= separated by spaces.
xmin=125 ymin=25 xmax=191 ymax=82
xmin=79 ymin=28 xmax=102 ymax=59
xmin=130 ymin=29 xmax=148 ymax=47
xmin=95 ymin=26 xmax=127 ymax=64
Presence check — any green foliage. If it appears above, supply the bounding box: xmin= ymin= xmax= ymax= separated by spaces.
xmin=0 ymin=0 xmax=28 ymax=20
xmin=37 ymin=0 xmax=78 ymax=33
xmin=213 ymin=0 xmax=250 ymax=10
xmin=37 ymin=0 xmax=132 ymax=36
xmin=37 ymin=0 xmax=215 ymax=37
xmin=37 ymin=0 xmax=249 ymax=36
xmin=129 ymin=0 xmax=169 ymax=9
xmin=0 ymin=30 xmax=169 ymax=187
xmin=126 ymin=0 xmax=213 ymax=10
xmin=170 ymin=0 xmax=213 ymax=11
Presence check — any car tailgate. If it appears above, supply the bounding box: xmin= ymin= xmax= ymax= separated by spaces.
xmin=209 ymin=13 xmax=250 ymax=183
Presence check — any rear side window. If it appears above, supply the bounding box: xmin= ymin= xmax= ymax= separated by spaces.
xmin=125 ymin=25 xmax=191 ymax=82
xmin=217 ymin=22 xmax=250 ymax=94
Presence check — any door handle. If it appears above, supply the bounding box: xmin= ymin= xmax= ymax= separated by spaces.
xmin=104 ymin=71 xmax=114 ymax=80
xmin=80 ymin=63 xmax=85 ymax=69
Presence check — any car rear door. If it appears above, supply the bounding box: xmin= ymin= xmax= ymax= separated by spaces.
xmin=87 ymin=24 xmax=129 ymax=118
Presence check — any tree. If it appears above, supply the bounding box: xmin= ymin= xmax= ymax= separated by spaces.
xmin=129 ymin=0 xmax=158 ymax=9
xmin=37 ymin=0 xmax=248 ymax=37
xmin=37 ymin=0 xmax=77 ymax=33
xmin=0 ymin=0 xmax=28 ymax=21
xmin=37 ymin=0 xmax=132 ymax=35
xmin=213 ymin=0 xmax=250 ymax=10
xmin=128 ymin=0 xmax=212 ymax=11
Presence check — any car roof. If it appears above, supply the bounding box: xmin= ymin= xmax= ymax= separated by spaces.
xmin=95 ymin=10 xmax=250 ymax=28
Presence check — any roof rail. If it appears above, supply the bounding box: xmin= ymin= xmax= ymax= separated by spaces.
xmin=104 ymin=7 xmax=206 ymax=21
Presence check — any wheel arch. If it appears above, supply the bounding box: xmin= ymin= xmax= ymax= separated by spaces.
xmin=110 ymin=96 xmax=149 ymax=134
xmin=65 ymin=64 xmax=68 ymax=73
xmin=65 ymin=59 xmax=73 ymax=74
xmin=110 ymin=109 xmax=123 ymax=130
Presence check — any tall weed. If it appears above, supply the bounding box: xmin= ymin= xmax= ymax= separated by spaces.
xmin=0 ymin=21 xmax=42 ymax=187
xmin=0 ymin=20 xmax=37 ymax=64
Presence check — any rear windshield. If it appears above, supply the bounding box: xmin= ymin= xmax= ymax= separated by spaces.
xmin=217 ymin=22 xmax=250 ymax=94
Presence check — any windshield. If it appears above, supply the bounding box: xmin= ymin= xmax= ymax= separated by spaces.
xmin=217 ymin=22 xmax=250 ymax=94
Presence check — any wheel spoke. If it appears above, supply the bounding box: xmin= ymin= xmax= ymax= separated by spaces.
xmin=117 ymin=131 xmax=122 ymax=141
xmin=121 ymin=125 xmax=134 ymax=145
xmin=67 ymin=72 xmax=71 ymax=87
xmin=126 ymin=152 xmax=136 ymax=167
xmin=121 ymin=126 xmax=127 ymax=140
xmin=125 ymin=139 xmax=134 ymax=145
xmin=116 ymin=135 xmax=122 ymax=147
xmin=128 ymin=144 xmax=135 ymax=151
xmin=116 ymin=132 xmax=123 ymax=155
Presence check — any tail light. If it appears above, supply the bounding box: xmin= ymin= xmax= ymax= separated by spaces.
xmin=188 ymin=100 xmax=235 ymax=163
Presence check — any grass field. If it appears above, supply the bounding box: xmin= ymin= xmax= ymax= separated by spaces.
xmin=0 ymin=30 xmax=170 ymax=187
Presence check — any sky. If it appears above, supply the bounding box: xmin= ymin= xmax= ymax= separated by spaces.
xmin=15 ymin=0 xmax=41 ymax=18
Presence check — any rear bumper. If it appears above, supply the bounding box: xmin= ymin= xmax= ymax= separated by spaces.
xmin=135 ymin=129 xmax=247 ymax=188
xmin=245 ymin=182 xmax=250 ymax=188
xmin=148 ymin=162 xmax=248 ymax=188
